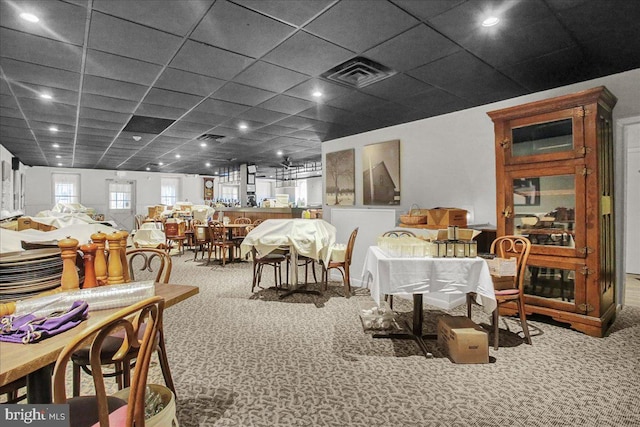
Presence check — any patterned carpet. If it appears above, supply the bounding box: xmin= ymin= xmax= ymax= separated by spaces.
xmin=83 ymin=252 xmax=640 ymax=426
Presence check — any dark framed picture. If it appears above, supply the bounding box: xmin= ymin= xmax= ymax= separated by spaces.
xmin=513 ymin=178 xmax=540 ymax=206
xmin=247 ymin=174 xmax=255 ymax=185
xmin=325 ymin=148 xmax=355 ymax=205
xmin=362 ymin=139 xmax=400 ymax=205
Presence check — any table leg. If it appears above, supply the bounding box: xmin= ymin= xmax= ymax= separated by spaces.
xmin=27 ymin=364 xmax=53 ymax=403
xmin=372 ymin=294 xmax=433 ymax=358
xmin=278 ymin=248 xmax=321 ymax=299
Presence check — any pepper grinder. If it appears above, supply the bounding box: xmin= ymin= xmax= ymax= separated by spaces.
xmin=119 ymin=230 xmax=130 ymax=283
xmin=58 ymin=236 xmax=80 ymax=291
xmin=91 ymin=231 xmax=108 ymax=286
xmin=106 ymin=231 xmax=124 ymax=285
xmin=80 ymin=242 xmax=98 ymax=288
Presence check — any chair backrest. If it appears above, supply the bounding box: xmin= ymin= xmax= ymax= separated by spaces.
xmin=134 ymin=214 xmax=146 ymax=230
xmin=234 ymin=217 xmax=252 ymax=225
xmin=345 ymin=228 xmax=359 ymax=266
xmin=126 ymin=248 xmax=172 ymax=283
xmin=208 ymin=221 xmax=227 ymax=242
xmin=253 ymin=219 xmax=263 ymax=226
xmin=382 ymin=230 xmax=416 ymax=238
xmin=53 ymin=297 xmax=165 ymax=427
xmin=491 ymin=235 xmax=532 ymax=291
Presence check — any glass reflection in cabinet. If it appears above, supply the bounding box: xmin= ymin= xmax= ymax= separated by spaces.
xmin=524 ymin=265 xmax=575 ymax=303
xmin=512 ymin=118 xmax=573 ymax=157
xmin=514 ymin=174 xmax=575 ymax=248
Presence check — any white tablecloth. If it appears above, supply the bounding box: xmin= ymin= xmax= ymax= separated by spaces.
xmin=362 ymin=246 xmax=496 ymax=313
xmin=240 ymin=219 xmax=336 ymax=266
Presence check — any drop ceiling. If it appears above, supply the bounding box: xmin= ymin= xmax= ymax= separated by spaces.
xmin=1 ymin=0 xmax=639 ymax=175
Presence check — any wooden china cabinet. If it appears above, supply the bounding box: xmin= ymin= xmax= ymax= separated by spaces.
xmin=488 ymin=87 xmax=617 ymax=337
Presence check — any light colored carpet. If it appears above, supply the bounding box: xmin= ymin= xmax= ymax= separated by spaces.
xmin=75 ymin=253 xmax=640 ymax=426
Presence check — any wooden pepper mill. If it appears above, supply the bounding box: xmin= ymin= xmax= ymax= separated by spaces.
xmin=106 ymin=231 xmax=124 ymax=285
xmin=119 ymin=230 xmax=130 ymax=283
xmin=80 ymin=242 xmax=98 ymax=289
xmin=91 ymin=231 xmax=108 ymax=286
xmin=58 ymin=236 xmax=80 ymax=291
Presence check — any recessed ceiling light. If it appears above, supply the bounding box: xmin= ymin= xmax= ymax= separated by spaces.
xmin=269 ymin=175 xmax=274 ymax=178
xmin=238 ymin=123 xmax=248 ymax=130
xmin=312 ymin=91 xmax=323 ymax=98
xmin=132 ymin=135 xmax=142 ymax=141
xmin=200 ymin=142 xmax=207 ymax=147
xmin=57 ymin=163 xmax=62 ymax=167
xmin=205 ymin=162 xmax=211 ymax=167
xmin=52 ymin=143 xmax=59 ymax=148
xmin=277 ymin=150 xmax=283 ymax=156
xmin=482 ymin=16 xmax=500 ymax=27
xmin=214 ymin=171 xmax=219 ymax=175
xmin=49 ymin=126 xmax=58 ymax=132
xmin=158 ymin=162 xmax=164 ymax=166
xmin=146 ymin=167 xmax=150 ymax=171
xmin=20 ymin=13 xmax=39 ymax=23
xmin=55 ymin=155 xmax=61 ymax=159
xmin=40 ymin=93 xmax=52 ymax=100
xmin=175 ymin=154 xmax=181 ymax=158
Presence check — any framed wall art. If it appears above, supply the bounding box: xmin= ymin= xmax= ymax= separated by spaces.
xmin=325 ymin=148 xmax=355 ymax=205
xmin=362 ymin=139 xmax=400 ymax=205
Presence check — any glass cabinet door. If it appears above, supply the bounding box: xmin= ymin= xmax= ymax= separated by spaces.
xmin=505 ymin=165 xmax=586 ymax=258
xmin=504 ymin=108 xmax=585 ymax=165
xmin=523 ymin=258 xmax=586 ymax=313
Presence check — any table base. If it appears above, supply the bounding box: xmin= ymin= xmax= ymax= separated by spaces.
xmin=27 ymin=364 xmax=53 ymax=403
xmin=371 ymin=294 xmax=435 ymax=358
xmin=278 ymin=285 xmax=321 ymax=299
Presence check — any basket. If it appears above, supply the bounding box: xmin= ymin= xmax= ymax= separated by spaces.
xmin=399 ymin=204 xmax=428 ymax=225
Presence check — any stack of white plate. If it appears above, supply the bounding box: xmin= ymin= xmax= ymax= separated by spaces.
xmin=0 ymin=249 xmax=64 ymax=301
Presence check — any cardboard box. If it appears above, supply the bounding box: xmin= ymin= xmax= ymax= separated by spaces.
xmin=427 ymin=208 xmax=467 ymax=227
xmin=437 ymin=315 xmax=489 ymax=364
xmin=486 ymin=257 xmax=517 ymax=276
xmin=38 ymin=222 xmax=56 ymax=232
xmin=18 ymin=217 xmax=38 ymax=231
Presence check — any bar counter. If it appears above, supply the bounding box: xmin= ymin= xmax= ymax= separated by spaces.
xmin=216 ymin=207 xmax=321 ymax=222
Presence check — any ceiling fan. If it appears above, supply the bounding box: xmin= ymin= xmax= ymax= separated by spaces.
xmin=279 ymin=157 xmax=302 ymax=169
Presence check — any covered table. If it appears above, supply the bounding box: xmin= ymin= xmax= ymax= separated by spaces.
xmin=240 ymin=219 xmax=336 ymax=295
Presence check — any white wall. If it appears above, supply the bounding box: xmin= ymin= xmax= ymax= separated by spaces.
xmin=24 ymin=166 xmax=207 ymax=218
xmin=322 ymin=69 xmax=640 ymax=228
xmin=624 ymin=121 xmax=640 ymax=274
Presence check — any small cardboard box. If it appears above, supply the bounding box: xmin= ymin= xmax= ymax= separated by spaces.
xmin=38 ymin=222 xmax=56 ymax=232
xmin=18 ymin=217 xmax=37 ymax=231
xmin=427 ymin=208 xmax=467 ymax=227
xmin=437 ymin=315 xmax=489 ymax=364
xmin=486 ymin=257 xmax=517 ymax=276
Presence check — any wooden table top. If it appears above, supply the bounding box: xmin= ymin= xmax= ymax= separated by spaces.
xmin=0 ymin=282 xmax=199 ymax=387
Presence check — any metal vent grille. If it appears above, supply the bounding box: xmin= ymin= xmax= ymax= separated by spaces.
xmin=123 ymin=115 xmax=175 ymax=134
xmin=197 ymin=134 xmax=227 ymax=142
xmin=321 ymin=57 xmax=396 ymax=88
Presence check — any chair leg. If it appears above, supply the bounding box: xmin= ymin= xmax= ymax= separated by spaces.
xmin=493 ymin=308 xmax=500 ymax=350
xmin=311 ymin=261 xmax=318 ymax=283
xmin=72 ymin=362 xmax=81 ymax=397
xmin=466 ymin=294 xmax=473 ymax=318
xmin=518 ymin=296 xmax=532 ymax=345
xmin=343 ymin=266 xmax=351 ymax=298
xmin=157 ymin=331 xmax=177 ymax=397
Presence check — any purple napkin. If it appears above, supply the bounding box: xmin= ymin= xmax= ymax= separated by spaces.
xmin=0 ymin=300 xmax=89 ymax=344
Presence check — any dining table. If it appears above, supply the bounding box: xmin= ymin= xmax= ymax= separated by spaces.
xmin=361 ymin=246 xmax=495 ymax=357
xmin=240 ymin=219 xmax=336 ymax=298
xmin=0 ymin=282 xmax=199 ymax=403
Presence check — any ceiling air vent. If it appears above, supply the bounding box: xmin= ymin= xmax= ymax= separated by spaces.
xmin=321 ymin=57 xmax=396 ymax=88
xmin=197 ymin=134 xmax=227 ymax=143
xmin=123 ymin=116 xmax=175 ymax=134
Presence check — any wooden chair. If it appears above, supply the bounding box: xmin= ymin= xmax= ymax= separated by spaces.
xmin=71 ymin=249 xmax=175 ymax=398
xmin=164 ymin=221 xmax=186 ymax=255
xmin=54 ymin=297 xmax=164 ymax=427
xmin=0 ymin=377 xmax=27 ymax=404
xmin=382 ymin=230 xmax=416 ymax=238
xmin=192 ymin=222 xmax=210 ymax=261
xmin=250 ymin=247 xmax=288 ymax=292
xmin=321 ymin=228 xmax=358 ymax=298
xmin=467 ymin=235 xmax=532 ymax=350
xmin=253 ymin=219 xmax=263 ymax=226
xmin=207 ymin=221 xmax=236 ymax=266
xmin=381 ymin=230 xmax=416 ymax=308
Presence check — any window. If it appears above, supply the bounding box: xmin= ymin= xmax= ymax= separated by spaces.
xmin=109 ymin=181 xmax=132 ymax=209
xmin=220 ymin=185 xmax=239 ymax=201
xmin=52 ymin=173 xmax=80 ymax=204
xmin=161 ymin=177 xmax=180 ymax=206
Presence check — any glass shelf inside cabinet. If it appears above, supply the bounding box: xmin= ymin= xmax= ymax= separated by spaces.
xmin=512 ymin=118 xmax=573 ymax=157
xmin=513 ymin=174 xmax=575 ymax=248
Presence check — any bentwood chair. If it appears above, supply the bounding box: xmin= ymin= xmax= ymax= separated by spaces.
xmin=321 ymin=228 xmax=358 ymax=298
xmin=250 ymin=247 xmax=288 ymax=292
xmin=71 ymin=249 xmax=175 ymax=398
xmin=54 ymin=297 xmax=164 ymax=427
xmin=207 ymin=221 xmax=236 ymax=266
xmin=467 ymin=235 xmax=532 ymax=350
xmin=192 ymin=222 xmax=210 ymax=261
xmin=381 ymin=230 xmax=416 ymax=309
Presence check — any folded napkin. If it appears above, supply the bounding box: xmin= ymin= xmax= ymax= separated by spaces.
xmin=0 ymin=300 xmax=88 ymax=344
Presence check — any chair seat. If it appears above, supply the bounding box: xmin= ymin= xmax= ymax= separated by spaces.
xmin=495 ymin=288 xmax=521 ymax=296
xmin=68 ymin=395 xmax=127 ymax=427
xmin=71 ymin=336 xmax=126 ymax=365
